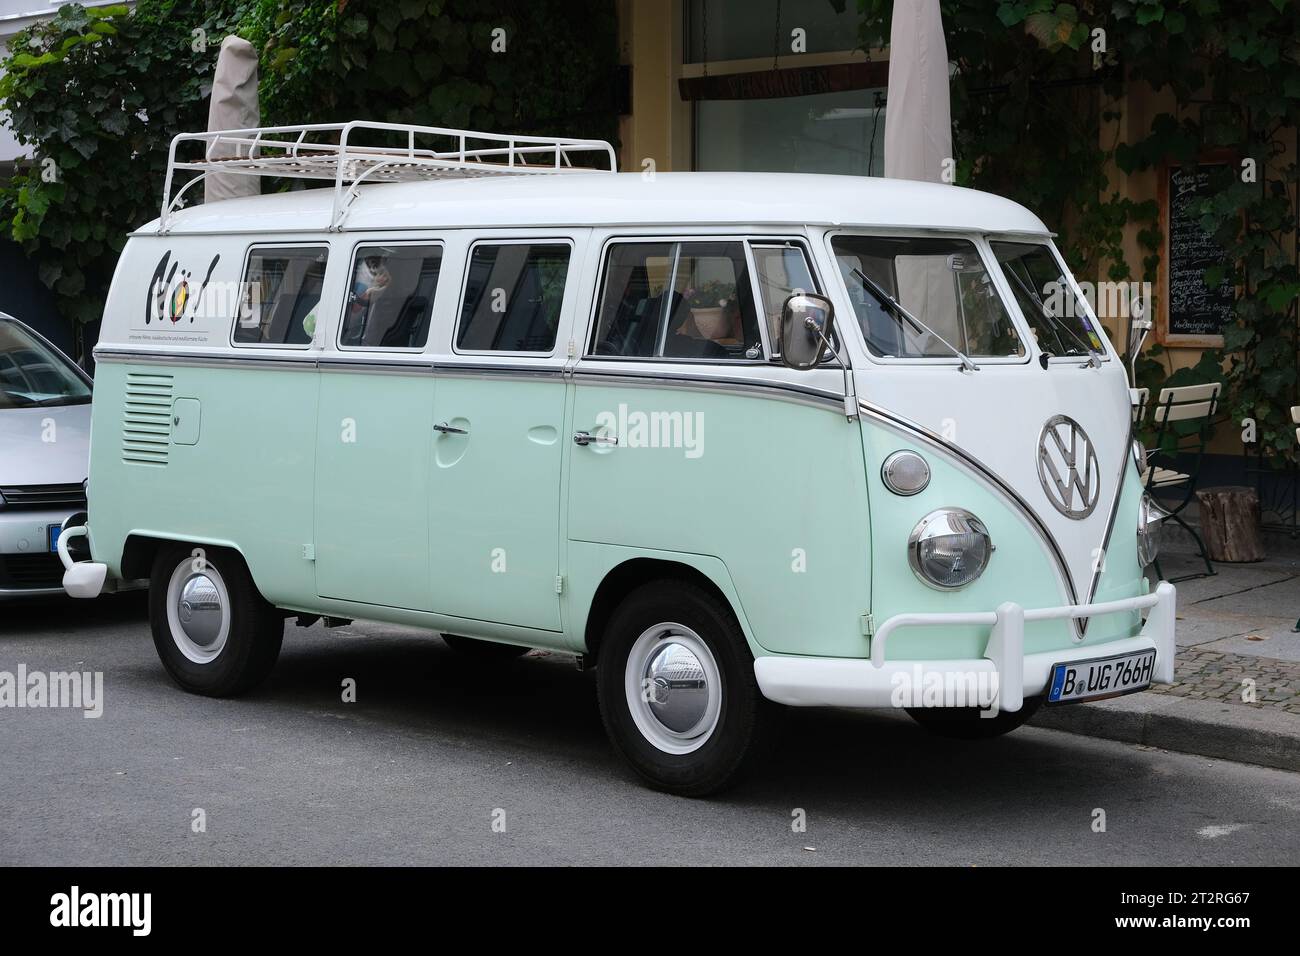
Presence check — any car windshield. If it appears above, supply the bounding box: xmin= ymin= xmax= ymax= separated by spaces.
xmin=832 ymin=235 xmax=1025 ymax=359
xmin=0 ymin=320 xmax=91 ymax=409
xmin=990 ymin=241 xmax=1105 ymax=358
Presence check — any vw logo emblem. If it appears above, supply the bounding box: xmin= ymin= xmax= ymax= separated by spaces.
xmin=1037 ymin=415 xmax=1100 ymax=519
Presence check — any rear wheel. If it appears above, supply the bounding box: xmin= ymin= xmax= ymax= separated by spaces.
xmin=596 ymin=580 xmax=775 ymax=796
xmin=441 ymin=634 xmax=531 ymax=660
xmin=906 ymin=697 xmax=1043 ymax=739
xmin=149 ymin=543 xmax=283 ymax=697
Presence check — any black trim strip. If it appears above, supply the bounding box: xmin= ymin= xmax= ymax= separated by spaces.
xmin=570 ymin=366 xmax=846 ymax=410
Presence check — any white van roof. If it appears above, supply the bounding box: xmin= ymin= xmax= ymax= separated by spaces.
xmin=142 ymin=172 xmax=1053 ymax=237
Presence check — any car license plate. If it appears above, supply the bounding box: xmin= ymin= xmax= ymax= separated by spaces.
xmin=1047 ymin=649 xmax=1156 ymax=705
xmin=48 ymin=524 xmax=62 ymax=552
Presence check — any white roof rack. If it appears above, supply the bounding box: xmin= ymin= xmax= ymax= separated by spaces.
xmin=159 ymin=120 xmax=618 ymax=233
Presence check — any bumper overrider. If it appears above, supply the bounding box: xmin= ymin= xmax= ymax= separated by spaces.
xmin=754 ymin=582 xmax=1176 ymax=713
xmin=57 ymin=525 xmax=112 ymax=598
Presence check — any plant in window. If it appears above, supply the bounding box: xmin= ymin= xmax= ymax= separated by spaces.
xmin=683 ymin=281 xmax=732 ymax=312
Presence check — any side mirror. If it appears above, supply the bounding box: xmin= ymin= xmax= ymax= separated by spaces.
xmin=780 ymin=293 xmax=835 ymax=371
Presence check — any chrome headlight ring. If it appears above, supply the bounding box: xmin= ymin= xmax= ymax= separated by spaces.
xmin=1137 ymin=495 xmax=1165 ymax=568
xmin=908 ymin=508 xmax=994 ymax=591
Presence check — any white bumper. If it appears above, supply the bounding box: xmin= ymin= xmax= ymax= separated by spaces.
xmin=754 ymin=581 xmax=1176 ymax=713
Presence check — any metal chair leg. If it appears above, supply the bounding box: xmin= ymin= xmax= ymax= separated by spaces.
xmin=1166 ymin=510 xmax=1216 ymax=582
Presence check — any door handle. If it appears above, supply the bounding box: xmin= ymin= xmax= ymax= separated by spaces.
xmin=434 ymin=421 xmax=468 ymax=435
xmin=573 ymin=430 xmax=617 ymax=446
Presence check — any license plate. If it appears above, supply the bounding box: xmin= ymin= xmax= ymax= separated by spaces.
xmin=1047 ymin=649 xmax=1156 ymax=705
xmin=48 ymin=525 xmax=62 ymax=552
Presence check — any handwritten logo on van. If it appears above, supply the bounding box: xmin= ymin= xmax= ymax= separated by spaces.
xmin=144 ymin=251 xmax=220 ymax=325
xmin=1036 ymin=415 xmax=1100 ymax=519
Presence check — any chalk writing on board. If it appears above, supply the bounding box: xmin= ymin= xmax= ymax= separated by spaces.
xmin=1167 ymin=164 xmax=1235 ymax=338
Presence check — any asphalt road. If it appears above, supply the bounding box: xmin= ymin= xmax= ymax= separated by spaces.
xmin=2 ymin=593 xmax=1298 ymax=866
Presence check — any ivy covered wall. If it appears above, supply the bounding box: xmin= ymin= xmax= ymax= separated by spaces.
xmin=860 ymin=0 xmax=1300 ymax=465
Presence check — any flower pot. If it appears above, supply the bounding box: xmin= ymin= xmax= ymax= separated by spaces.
xmin=690 ymin=307 xmax=725 ymax=339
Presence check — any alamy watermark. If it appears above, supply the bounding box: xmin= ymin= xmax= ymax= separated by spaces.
xmin=0 ymin=666 xmax=103 ymax=718
xmin=594 ymin=403 xmax=704 ymax=459
xmin=890 ymin=665 xmax=1001 ymax=712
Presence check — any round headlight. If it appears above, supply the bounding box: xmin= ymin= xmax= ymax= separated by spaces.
xmin=1137 ymin=495 xmax=1163 ymax=567
xmin=908 ymin=508 xmax=993 ymax=590
xmin=882 ymin=450 xmax=931 ymax=496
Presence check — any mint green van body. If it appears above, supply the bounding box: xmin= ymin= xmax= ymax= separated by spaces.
xmin=60 ymin=124 xmax=1176 ymax=794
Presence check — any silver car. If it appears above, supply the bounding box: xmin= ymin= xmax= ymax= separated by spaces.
xmin=0 ymin=312 xmax=92 ymax=598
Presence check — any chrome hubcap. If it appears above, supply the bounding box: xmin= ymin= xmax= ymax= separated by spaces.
xmin=625 ymin=624 xmax=722 ymax=755
xmin=167 ymin=559 xmax=230 ymax=664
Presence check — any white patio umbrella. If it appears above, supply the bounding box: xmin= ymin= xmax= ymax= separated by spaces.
xmin=881 ymin=0 xmax=957 ymax=350
xmin=204 ymin=36 xmax=260 ymax=204
xmin=883 ymin=0 xmax=952 ymax=182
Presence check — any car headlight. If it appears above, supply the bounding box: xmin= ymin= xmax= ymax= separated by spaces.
xmin=1137 ymin=495 xmax=1165 ymax=567
xmin=908 ymin=508 xmax=993 ymax=590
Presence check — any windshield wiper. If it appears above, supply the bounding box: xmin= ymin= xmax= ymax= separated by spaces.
xmin=851 ymin=267 xmax=979 ymax=372
xmin=1002 ymin=265 xmax=1101 ymax=366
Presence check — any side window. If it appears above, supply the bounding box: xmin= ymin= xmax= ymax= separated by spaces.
xmin=589 ymin=241 xmax=764 ymax=361
xmin=340 ymin=244 xmax=442 ymax=349
xmin=751 ymin=244 xmax=818 ymax=353
xmin=456 ymin=242 xmax=570 ymax=353
xmin=235 ymin=246 xmax=328 ymax=346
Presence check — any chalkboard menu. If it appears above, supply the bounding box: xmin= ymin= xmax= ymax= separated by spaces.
xmin=1165 ymin=163 xmax=1235 ymax=341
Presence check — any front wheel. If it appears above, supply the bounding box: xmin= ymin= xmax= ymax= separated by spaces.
xmin=149 ymin=543 xmax=283 ymax=697
xmin=596 ymin=581 xmax=776 ymax=797
xmin=906 ymin=696 xmax=1043 ymax=739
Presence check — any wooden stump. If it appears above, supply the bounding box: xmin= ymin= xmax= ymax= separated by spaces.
xmin=1195 ymin=486 xmax=1265 ymax=563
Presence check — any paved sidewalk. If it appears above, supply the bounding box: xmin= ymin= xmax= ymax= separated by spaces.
xmin=1034 ymin=523 xmax=1300 ymax=770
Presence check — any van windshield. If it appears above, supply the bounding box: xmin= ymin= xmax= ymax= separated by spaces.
xmin=832 ymin=235 xmax=1025 ymax=359
xmin=990 ymin=241 xmax=1105 ymax=357
xmin=0 ymin=320 xmax=91 ymax=409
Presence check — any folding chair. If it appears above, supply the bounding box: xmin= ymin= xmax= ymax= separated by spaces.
xmin=1143 ymin=382 xmax=1222 ymax=582
xmin=1129 ymin=387 xmax=1149 ymax=426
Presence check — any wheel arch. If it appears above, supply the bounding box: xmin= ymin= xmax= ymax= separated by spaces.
xmin=121 ymin=533 xmax=249 ymax=582
xmin=580 ymin=555 xmax=755 ymax=664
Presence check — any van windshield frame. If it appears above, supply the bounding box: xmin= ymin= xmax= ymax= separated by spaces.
xmin=828 ymin=231 xmax=1032 ymax=365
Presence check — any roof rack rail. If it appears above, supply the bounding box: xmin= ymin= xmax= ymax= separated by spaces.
xmin=159 ymin=120 xmax=618 ymax=233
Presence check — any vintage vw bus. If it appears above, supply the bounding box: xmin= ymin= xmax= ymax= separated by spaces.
xmin=60 ymin=122 xmax=1174 ymax=795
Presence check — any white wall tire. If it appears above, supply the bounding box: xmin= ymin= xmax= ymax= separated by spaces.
xmin=149 ymin=544 xmax=284 ymax=697
xmin=165 ymin=559 xmax=232 ymax=664
xmin=622 ymin=624 xmax=722 ymax=756
xmin=597 ymin=580 xmax=777 ymax=796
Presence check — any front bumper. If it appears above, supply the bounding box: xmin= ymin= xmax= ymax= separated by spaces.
xmin=754 ymin=582 xmax=1176 ymax=713
xmin=0 ymin=507 xmax=79 ymax=597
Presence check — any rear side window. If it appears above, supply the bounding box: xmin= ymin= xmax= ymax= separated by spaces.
xmin=235 ymin=246 xmax=328 ymax=346
xmin=340 ymin=244 xmax=442 ymax=349
xmin=590 ymin=241 xmax=764 ymax=361
xmin=455 ymin=242 xmax=570 ymax=353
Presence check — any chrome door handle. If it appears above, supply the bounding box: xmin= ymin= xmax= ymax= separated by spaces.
xmin=573 ymin=430 xmax=617 ymax=446
xmin=434 ymin=421 xmax=468 ymax=435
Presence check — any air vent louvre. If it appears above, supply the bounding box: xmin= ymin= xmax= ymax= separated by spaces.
xmin=122 ymin=372 xmax=174 ymax=466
